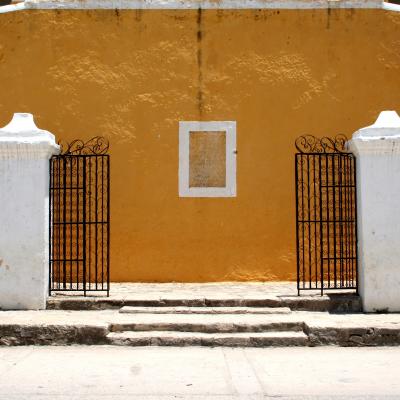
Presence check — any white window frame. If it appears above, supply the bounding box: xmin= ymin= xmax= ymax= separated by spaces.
xmin=179 ymin=121 xmax=237 ymax=197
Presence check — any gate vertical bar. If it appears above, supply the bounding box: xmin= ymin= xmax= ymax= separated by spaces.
xmin=313 ymin=155 xmax=318 ymax=289
xmin=77 ymin=157 xmax=80 ymax=290
xmin=48 ymin=159 xmax=53 ymax=296
xmin=69 ymin=157 xmax=73 ymax=289
xmin=295 ymin=154 xmax=300 ymax=295
xmin=101 ymin=156 xmax=104 ymax=291
xmin=107 ymin=155 xmax=110 ymax=296
xmin=57 ymin=157 xmax=61 ymax=290
xmin=349 ymin=157 xmax=357 ymax=283
xmin=343 ymin=156 xmax=346 ymax=287
xmin=62 ymin=157 xmax=67 ymax=289
xmin=338 ymin=154 xmax=343 ymax=287
xmin=88 ymin=156 xmax=92 ymax=291
xmin=301 ymin=154 xmax=305 ymax=290
xmin=353 ymin=156 xmax=359 ymax=295
xmin=332 ymin=153 xmax=337 ymax=288
xmin=325 ymin=154 xmax=330 ymax=288
xmin=82 ymin=156 xmax=87 ymax=296
xmin=306 ymin=155 xmax=311 ymax=288
xmin=319 ymin=154 xmax=324 ymax=295
xmin=95 ymin=156 xmax=98 ymax=290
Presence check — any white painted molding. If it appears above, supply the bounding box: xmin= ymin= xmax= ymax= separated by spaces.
xmin=0 ymin=0 xmax=383 ymax=11
xmin=0 ymin=2 xmax=25 ymax=13
xmin=179 ymin=121 xmax=236 ymax=198
xmin=383 ymin=1 xmax=400 ymax=11
xmin=348 ymin=111 xmax=400 ymax=155
xmin=0 ymin=113 xmax=59 ymax=158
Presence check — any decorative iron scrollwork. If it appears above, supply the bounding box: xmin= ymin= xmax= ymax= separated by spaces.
xmin=59 ymin=136 xmax=109 ymax=155
xmin=295 ymin=134 xmax=348 ymax=154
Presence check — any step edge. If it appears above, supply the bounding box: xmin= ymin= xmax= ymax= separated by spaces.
xmin=107 ymin=330 xmax=308 ymax=338
xmin=109 ymin=321 xmax=305 ymax=333
xmin=119 ymin=306 xmax=292 ymax=314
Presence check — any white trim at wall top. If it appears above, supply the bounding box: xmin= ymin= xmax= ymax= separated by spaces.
xmin=1 ymin=0 xmax=390 ymax=12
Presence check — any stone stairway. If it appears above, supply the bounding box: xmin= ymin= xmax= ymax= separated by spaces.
xmin=105 ymin=305 xmax=309 ymax=347
xmin=42 ymin=284 xmax=364 ymax=347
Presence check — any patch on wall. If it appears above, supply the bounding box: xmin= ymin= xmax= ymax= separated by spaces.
xmin=179 ymin=121 xmax=236 ymax=197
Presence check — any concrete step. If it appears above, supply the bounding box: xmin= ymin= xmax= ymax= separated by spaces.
xmin=119 ymin=306 xmax=292 ymax=315
xmin=110 ymin=315 xmax=304 ymax=333
xmin=106 ymin=330 xmax=309 ymax=347
xmin=47 ymin=293 xmax=361 ymax=312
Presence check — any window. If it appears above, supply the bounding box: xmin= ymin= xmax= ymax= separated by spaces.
xmin=179 ymin=121 xmax=236 ymax=197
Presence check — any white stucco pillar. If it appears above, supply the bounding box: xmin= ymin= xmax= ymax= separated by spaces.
xmin=0 ymin=113 xmax=59 ymax=310
xmin=349 ymin=110 xmax=400 ymax=312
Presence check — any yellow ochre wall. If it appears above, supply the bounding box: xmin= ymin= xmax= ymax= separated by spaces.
xmin=0 ymin=8 xmax=399 ymax=282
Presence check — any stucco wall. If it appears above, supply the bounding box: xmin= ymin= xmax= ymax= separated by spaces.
xmin=0 ymin=8 xmax=399 ymax=282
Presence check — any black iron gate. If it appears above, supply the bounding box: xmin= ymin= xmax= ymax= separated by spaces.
xmin=295 ymin=135 xmax=358 ymax=295
xmin=49 ymin=137 xmax=110 ymax=296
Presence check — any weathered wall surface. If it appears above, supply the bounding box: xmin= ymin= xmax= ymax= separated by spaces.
xmin=0 ymin=8 xmax=399 ymax=282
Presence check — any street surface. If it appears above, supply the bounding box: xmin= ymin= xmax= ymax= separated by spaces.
xmin=0 ymin=346 xmax=399 ymax=399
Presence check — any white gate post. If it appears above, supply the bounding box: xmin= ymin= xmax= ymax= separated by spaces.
xmin=349 ymin=111 xmax=400 ymax=312
xmin=0 ymin=113 xmax=59 ymax=310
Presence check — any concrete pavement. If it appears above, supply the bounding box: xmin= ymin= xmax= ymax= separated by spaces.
xmin=0 ymin=346 xmax=399 ymax=399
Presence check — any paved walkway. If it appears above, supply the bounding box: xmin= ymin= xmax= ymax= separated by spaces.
xmin=0 ymin=346 xmax=399 ymax=399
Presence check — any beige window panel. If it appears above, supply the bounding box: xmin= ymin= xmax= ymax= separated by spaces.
xmin=179 ymin=121 xmax=236 ymax=197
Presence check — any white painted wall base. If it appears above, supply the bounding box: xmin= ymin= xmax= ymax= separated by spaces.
xmin=349 ymin=111 xmax=400 ymax=312
xmin=0 ymin=113 xmax=59 ymax=310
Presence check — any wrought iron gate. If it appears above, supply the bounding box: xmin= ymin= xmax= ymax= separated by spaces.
xmin=295 ymin=135 xmax=358 ymax=295
xmin=49 ymin=137 xmax=110 ymax=296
